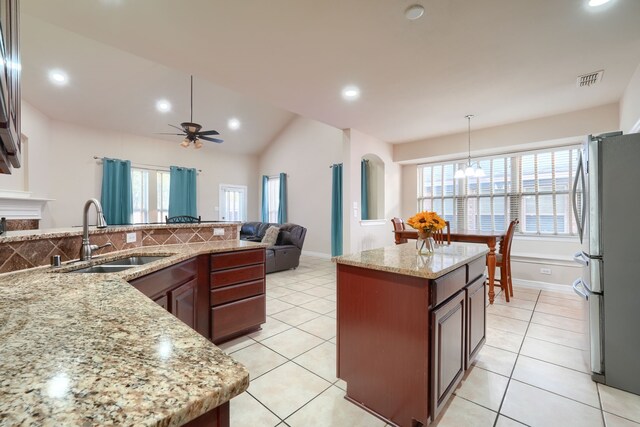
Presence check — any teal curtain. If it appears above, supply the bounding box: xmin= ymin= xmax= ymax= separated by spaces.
xmin=277 ymin=172 xmax=288 ymax=224
xmin=261 ymin=175 xmax=269 ymax=222
xmin=331 ymin=163 xmax=343 ymax=257
xmin=361 ymin=159 xmax=369 ymax=220
xmin=100 ymin=158 xmax=132 ymax=225
xmin=168 ymin=166 xmax=197 ymax=217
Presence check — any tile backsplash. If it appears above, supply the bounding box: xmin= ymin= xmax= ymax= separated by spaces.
xmin=0 ymin=224 xmax=239 ymax=273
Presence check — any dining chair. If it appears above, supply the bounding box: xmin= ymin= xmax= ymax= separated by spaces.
xmin=433 ymin=220 xmax=451 ymax=245
xmin=391 ymin=217 xmax=407 ymax=244
xmin=493 ymin=219 xmax=519 ymax=302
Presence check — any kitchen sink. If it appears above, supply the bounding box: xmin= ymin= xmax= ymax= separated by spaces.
xmin=68 ymin=255 xmax=170 ymax=273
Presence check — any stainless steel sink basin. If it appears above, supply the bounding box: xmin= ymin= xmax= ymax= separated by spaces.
xmin=68 ymin=255 xmax=169 ymax=273
xmin=71 ymin=265 xmax=137 ymax=273
xmin=100 ymin=256 xmax=169 ymax=266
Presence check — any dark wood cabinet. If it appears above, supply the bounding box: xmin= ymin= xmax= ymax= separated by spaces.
xmin=431 ymin=291 xmax=466 ymax=419
xmin=171 ymin=277 xmax=197 ymax=330
xmin=466 ymin=276 xmax=486 ymax=368
xmin=337 ymin=259 xmax=487 ymax=427
xmin=0 ymin=0 xmax=20 ymax=174
xmin=128 ymin=248 xmax=266 ymax=344
xmin=129 ymin=257 xmax=208 ymax=337
xmin=210 ymin=248 xmax=266 ymax=344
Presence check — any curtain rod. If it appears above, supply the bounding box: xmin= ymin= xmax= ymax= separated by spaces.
xmin=93 ymin=156 xmax=202 ymax=173
xmin=329 ymin=163 xmax=343 ymax=168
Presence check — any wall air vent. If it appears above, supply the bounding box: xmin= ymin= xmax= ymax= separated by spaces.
xmin=576 ymin=70 xmax=604 ymax=88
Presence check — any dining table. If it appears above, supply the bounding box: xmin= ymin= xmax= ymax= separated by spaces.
xmin=393 ymin=229 xmax=506 ymax=304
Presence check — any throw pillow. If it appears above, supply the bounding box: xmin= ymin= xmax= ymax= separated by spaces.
xmin=261 ymin=226 xmax=280 ymax=247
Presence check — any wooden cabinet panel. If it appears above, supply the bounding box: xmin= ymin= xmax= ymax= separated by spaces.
xmin=431 ymin=291 xmax=465 ymax=419
xmin=467 ymin=256 xmax=486 ymax=284
xmin=154 ymin=294 xmax=168 ymax=311
xmin=171 ymin=278 xmax=197 ymax=329
xmin=211 ymin=295 xmax=266 ymax=343
xmin=210 ymin=264 xmax=264 ymax=288
xmin=183 ymin=401 xmax=229 ymax=427
xmin=466 ymin=276 xmax=486 ymax=368
xmin=130 ymin=258 xmax=197 ymax=300
xmin=211 ymin=249 xmax=265 ymax=270
xmin=431 ymin=265 xmax=466 ymax=307
xmin=211 ymin=279 xmax=264 ymax=307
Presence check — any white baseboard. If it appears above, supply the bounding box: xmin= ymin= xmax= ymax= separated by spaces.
xmin=302 ymin=250 xmax=332 ymax=259
xmin=512 ymin=278 xmax=574 ymax=294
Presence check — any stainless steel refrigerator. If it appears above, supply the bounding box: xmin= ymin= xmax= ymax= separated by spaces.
xmin=572 ymin=131 xmax=640 ymax=395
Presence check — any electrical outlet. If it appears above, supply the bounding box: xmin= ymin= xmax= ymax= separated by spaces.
xmin=126 ymin=232 xmax=137 ymax=243
xmin=214 ymin=228 xmax=225 ymax=236
xmin=540 ymin=267 xmax=552 ymax=275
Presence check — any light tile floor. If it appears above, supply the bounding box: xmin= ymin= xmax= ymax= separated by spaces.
xmin=220 ymin=255 xmax=640 ymax=427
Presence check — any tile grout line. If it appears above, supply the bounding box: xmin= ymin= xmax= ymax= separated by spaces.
xmin=492 ymin=289 xmax=541 ymax=427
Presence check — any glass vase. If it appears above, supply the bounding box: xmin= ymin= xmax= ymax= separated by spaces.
xmin=416 ymin=230 xmax=435 ymax=254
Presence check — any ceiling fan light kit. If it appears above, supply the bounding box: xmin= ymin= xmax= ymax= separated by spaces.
xmin=169 ymin=75 xmax=224 ymax=149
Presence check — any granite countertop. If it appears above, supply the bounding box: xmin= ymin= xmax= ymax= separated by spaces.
xmin=0 ymin=240 xmax=266 ymax=426
xmin=333 ymin=242 xmax=489 ymax=279
xmin=0 ymin=222 xmax=240 ymax=243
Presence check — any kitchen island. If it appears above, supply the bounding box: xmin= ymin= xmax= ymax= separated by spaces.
xmin=0 ymin=240 xmax=264 ymax=426
xmin=335 ymin=242 xmax=489 ymax=427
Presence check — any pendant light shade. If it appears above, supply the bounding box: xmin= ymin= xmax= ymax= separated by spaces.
xmin=456 ymin=115 xmax=484 ymax=179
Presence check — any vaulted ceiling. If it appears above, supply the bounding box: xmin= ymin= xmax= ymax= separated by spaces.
xmin=21 ymin=0 xmax=640 ymax=154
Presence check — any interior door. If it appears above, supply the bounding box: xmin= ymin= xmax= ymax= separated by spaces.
xmin=219 ymin=184 xmax=247 ymax=221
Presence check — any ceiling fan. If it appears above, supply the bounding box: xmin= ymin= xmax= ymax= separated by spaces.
xmin=159 ymin=75 xmax=224 ymax=149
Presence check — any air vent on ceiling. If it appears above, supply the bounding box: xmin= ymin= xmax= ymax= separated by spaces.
xmin=576 ymin=70 xmax=604 ymax=88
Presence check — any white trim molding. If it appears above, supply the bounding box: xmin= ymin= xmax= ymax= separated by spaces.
xmin=512 ymin=278 xmax=574 ymax=294
xmin=359 ymin=219 xmax=386 ymax=226
xmin=0 ymin=192 xmax=53 ymax=220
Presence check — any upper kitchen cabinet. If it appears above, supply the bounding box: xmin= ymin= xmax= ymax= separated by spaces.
xmin=0 ymin=0 xmax=20 ymax=174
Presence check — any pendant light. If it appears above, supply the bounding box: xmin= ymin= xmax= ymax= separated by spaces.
xmin=455 ymin=115 xmax=485 ymax=179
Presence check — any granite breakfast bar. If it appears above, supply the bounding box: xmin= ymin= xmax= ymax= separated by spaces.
xmin=0 ymin=239 xmax=266 ymax=426
xmin=335 ymin=242 xmax=489 ymax=427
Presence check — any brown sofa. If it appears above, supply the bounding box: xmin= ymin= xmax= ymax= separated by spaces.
xmin=239 ymin=222 xmax=307 ymax=273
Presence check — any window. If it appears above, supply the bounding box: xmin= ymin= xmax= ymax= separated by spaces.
xmin=219 ymin=184 xmax=247 ymax=221
xmin=131 ymin=168 xmax=170 ymax=223
xmin=266 ymin=176 xmax=280 ymax=223
xmin=417 ymin=146 xmax=580 ymax=236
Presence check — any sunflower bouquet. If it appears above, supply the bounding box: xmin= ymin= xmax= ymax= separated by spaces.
xmin=406 ymin=211 xmax=446 ymax=239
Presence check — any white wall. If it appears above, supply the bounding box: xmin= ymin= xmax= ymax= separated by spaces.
xmin=344 ymin=129 xmax=401 ymax=254
xmin=397 ymin=104 xmax=620 ymax=290
xmin=0 ymin=101 xmax=259 ymax=228
xmin=258 ymin=116 xmax=343 ymax=255
xmin=620 ymin=62 xmax=640 ymax=133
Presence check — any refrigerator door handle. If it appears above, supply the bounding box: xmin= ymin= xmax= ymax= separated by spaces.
xmin=572 ymin=153 xmax=585 ymax=241
xmin=573 ymin=251 xmax=589 ymax=267
xmin=572 ymin=278 xmax=590 ymax=300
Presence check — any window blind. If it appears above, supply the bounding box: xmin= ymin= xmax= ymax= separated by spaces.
xmin=417 ymin=145 xmax=580 ymax=235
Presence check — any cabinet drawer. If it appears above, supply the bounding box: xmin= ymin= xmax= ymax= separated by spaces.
xmin=210 ymin=264 xmax=264 ymax=289
xmin=129 ymin=258 xmax=197 ymax=299
xmin=431 ymin=266 xmax=466 ymax=307
xmin=211 ymin=294 xmax=266 ymax=342
xmin=211 ymin=279 xmax=265 ymax=306
xmin=467 ymin=256 xmax=486 ymax=284
xmin=211 ymin=249 xmax=265 ymax=271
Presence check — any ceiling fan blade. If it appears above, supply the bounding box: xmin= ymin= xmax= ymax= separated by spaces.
xmin=199 ymin=136 xmax=224 ymax=143
xmin=196 ymin=129 xmax=220 ymax=136
xmin=156 ymin=132 xmax=185 ymax=135
xmin=168 ymin=124 xmax=184 ymax=131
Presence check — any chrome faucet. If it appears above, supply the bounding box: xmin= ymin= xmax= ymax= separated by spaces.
xmin=79 ymin=198 xmax=111 ymax=261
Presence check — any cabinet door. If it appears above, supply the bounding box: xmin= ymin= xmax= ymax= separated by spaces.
xmin=170 ymin=278 xmax=197 ymax=329
xmin=154 ymin=294 xmax=169 ymax=311
xmin=466 ymin=276 xmax=486 ymax=368
xmin=431 ymin=291 xmax=465 ymax=420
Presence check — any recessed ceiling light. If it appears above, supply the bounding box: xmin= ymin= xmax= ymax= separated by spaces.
xmin=228 ymin=118 xmax=241 ymax=130
xmin=588 ymin=0 xmax=611 ymax=6
xmin=155 ymin=99 xmax=171 ymax=113
xmin=405 ymin=4 xmax=425 ymax=20
xmin=48 ymin=70 xmax=68 ymax=86
xmin=342 ymin=86 xmax=360 ymax=101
